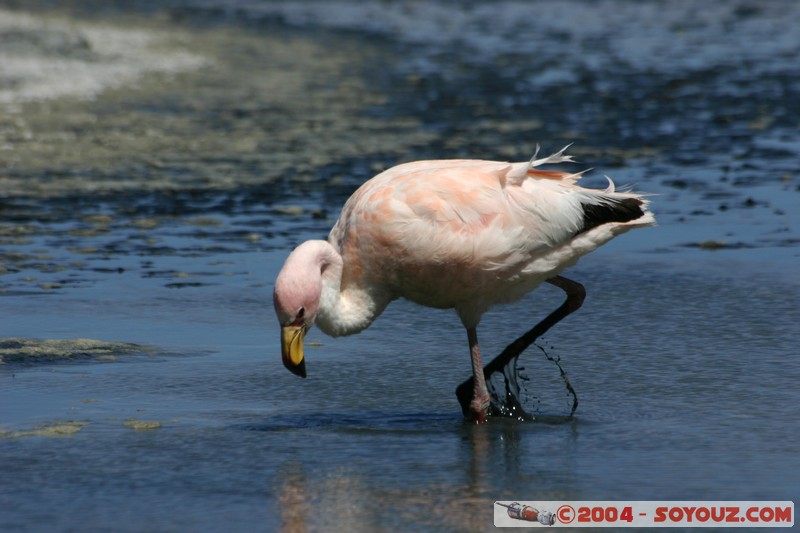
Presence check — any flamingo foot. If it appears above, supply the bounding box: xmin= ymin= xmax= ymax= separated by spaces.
xmin=455 ymin=276 xmax=586 ymax=421
xmin=469 ymin=394 xmax=490 ymax=424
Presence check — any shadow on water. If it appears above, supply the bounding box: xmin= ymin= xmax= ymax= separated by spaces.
xmin=232 ymin=410 xmax=460 ymax=434
xmin=232 ymin=407 xmax=576 ymax=434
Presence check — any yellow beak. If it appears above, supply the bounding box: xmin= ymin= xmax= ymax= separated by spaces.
xmin=281 ymin=325 xmax=307 ymax=378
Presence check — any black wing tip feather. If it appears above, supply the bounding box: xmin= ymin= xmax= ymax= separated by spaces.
xmin=578 ymin=198 xmax=645 ymax=235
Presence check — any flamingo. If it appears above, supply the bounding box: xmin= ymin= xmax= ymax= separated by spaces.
xmin=273 ymin=146 xmax=655 ymax=422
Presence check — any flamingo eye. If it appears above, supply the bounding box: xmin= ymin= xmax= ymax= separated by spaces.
xmin=289 ymin=307 xmax=306 ymax=327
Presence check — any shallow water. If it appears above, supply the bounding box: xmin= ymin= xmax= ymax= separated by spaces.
xmin=1 ymin=1 xmax=799 ymax=532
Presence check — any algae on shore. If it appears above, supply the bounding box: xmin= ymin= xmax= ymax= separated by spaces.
xmin=0 ymin=420 xmax=87 ymax=438
xmin=0 ymin=338 xmax=149 ymax=364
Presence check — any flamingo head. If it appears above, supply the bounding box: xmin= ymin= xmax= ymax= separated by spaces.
xmin=273 ymin=243 xmax=325 ymax=378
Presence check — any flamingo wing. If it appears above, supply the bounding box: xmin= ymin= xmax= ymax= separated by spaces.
xmin=328 ymin=153 xmax=652 ymax=322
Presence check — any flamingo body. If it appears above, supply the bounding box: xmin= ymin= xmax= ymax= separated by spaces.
xmin=273 ymin=147 xmax=655 ymax=421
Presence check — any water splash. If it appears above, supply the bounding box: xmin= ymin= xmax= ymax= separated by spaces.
xmin=486 ymin=341 xmax=579 ymax=422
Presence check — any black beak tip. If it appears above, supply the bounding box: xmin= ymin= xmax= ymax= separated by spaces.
xmin=286 ymin=359 xmax=307 ymax=378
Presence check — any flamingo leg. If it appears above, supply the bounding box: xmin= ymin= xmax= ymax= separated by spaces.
xmin=465 ymin=327 xmax=491 ymax=423
xmin=455 ymin=275 xmax=586 ymax=418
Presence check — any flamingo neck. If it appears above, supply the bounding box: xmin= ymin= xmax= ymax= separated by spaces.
xmin=313 ymin=241 xmax=387 ymax=337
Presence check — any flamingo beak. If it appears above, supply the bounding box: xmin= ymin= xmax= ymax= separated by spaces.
xmin=281 ymin=325 xmax=307 ymax=378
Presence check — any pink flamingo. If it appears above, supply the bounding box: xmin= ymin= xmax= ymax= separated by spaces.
xmin=273 ymin=146 xmax=655 ymax=422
